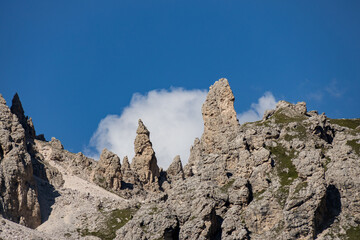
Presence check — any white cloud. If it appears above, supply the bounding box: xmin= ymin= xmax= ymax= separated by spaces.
xmin=237 ymin=92 xmax=277 ymax=124
xmin=87 ymin=88 xmax=207 ymax=169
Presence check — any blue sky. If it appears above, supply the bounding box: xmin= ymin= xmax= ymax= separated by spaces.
xmin=1 ymin=1 xmax=359 ymax=163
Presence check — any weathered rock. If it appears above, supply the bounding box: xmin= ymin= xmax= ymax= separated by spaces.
xmin=264 ymin=100 xmax=308 ymax=122
xmin=49 ymin=137 xmax=63 ymax=150
xmin=131 ymin=120 xmax=160 ymax=185
xmin=166 ymin=155 xmax=184 ymax=182
xmin=10 ymin=93 xmax=36 ymax=140
xmin=201 ymin=78 xmax=240 ymax=154
xmin=0 ymin=81 xmax=359 ymax=240
xmin=185 ymin=79 xmax=243 ymax=181
xmin=0 ymin=94 xmax=41 ymax=228
xmin=92 ymin=148 xmax=122 ymax=192
xmin=122 ymin=156 xmax=131 ymax=172
xmin=29 ymin=141 xmax=64 ymax=188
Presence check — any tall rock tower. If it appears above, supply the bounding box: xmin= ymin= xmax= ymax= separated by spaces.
xmin=131 ymin=120 xmax=160 ymax=185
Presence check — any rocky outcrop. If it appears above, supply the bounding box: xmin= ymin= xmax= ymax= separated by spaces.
xmin=131 ymin=120 xmax=160 ymax=185
xmin=121 ymin=156 xmax=131 ymax=172
xmin=185 ymin=78 xmax=243 ymax=182
xmin=166 ymin=155 xmax=184 ymax=182
xmin=116 ymin=79 xmax=360 ymax=240
xmin=93 ymin=148 xmax=122 ymax=192
xmin=49 ymin=137 xmax=63 ymax=149
xmin=10 ymin=93 xmax=36 ymax=141
xmin=263 ymin=100 xmax=307 ymax=121
xmin=0 ymin=79 xmax=359 ymax=240
xmin=201 ymin=78 xmax=240 ymax=154
xmin=0 ymin=95 xmax=41 ymax=228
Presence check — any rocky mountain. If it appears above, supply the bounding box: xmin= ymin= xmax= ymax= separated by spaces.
xmin=0 ymin=79 xmax=359 ymax=240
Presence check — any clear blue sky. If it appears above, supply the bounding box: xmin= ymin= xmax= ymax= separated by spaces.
xmin=1 ymin=1 xmax=359 ymax=153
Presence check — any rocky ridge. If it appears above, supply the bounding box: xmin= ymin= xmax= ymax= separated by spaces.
xmin=0 ymin=79 xmax=359 ymax=240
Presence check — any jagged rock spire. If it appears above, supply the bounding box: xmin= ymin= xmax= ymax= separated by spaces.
xmin=167 ymin=155 xmax=184 ymax=181
xmin=201 ymin=78 xmax=240 ymax=153
xmin=10 ymin=93 xmax=36 ymax=140
xmin=10 ymin=93 xmax=26 ymax=123
xmin=131 ymin=119 xmax=160 ymax=184
xmin=122 ymin=156 xmax=131 ymax=171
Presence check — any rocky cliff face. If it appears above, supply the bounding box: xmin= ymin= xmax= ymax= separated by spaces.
xmin=1 ymin=79 xmax=359 ymax=240
xmin=117 ymin=79 xmax=360 ymax=240
xmin=0 ymin=95 xmax=41 ymax=228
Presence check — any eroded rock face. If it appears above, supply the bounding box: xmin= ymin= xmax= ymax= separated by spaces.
xmin=185 ymin=78 xmax=243 ymax=182
xmin=116 ymin=79 xmax=360 ymax=240
xmin=1 ymin=79 xmax=360 ymax=240
xmin=0 ymin=95 xmax=41 ymax=228
xmin=201 ymin=78 xmax=240 ymax=154
xmin=131 ymin=120 xmax=160 ymax=185
xmin=93 ymin=148 xmax=122 ymax=192
xmin=166 ymin=155 xmax=184 ymax=182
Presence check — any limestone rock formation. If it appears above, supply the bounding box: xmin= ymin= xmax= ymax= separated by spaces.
xmin=201 ymin=78 xmax=240 ymax=154
xmin=121 ymin=156 xmax=131 ymax=172
xmin=121 ymin=156 xmax=141 ymax=188
xmin=1 ymin=79 xmax=360 ymax=240
xmin=50 ymin=137 xmax=64 ymax=149
xmin=93 ymin=148 xmax=122 ymax=192
xmin=166 ymin=155 xmax=184 ymax=182
xmin=185 ymin=78 xmax=243 ymax=182
xmin=131 ymin=119 xmax=160 ymax=185
xmin=117 ymin=79 xmax=360 ymax=239
xmin=0 ymin=95 xmax=41 ymax=228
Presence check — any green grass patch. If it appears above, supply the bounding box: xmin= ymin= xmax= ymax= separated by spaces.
xmin=78 ymin=208 xmax=138 ymax=240
xmin=253 ymin=189 xmax=266 ymax=200
xmin=269 ymin=145 xmax=298 ymax=186
xmin=329 ymin=118 xmax=360 ymax=130
xmin=347 ymin=140 xmax=360 ymax=155
xmin=96 ymin=176 xmax=105 ymax=184
xmin=271 ymin=111 xmax=307 ymax=124
xmin=284 ymin=134 xmax=295 ymax=141
xmin=294 ymin=181 xmax=308 ymax=194
xmin=345 ymin=225 xmax=360 ymax=240
xmin=273 ymin=220 xmax=284 ymax=234
xmin=284 ymin=124 xmax=307 ymax=141
xmin=268 ymin=144 xmax=298 ymax=206
xmin=255 ymin=120 xmax=271 ymax=127
xmin=149 ymin=206 xmax=162 ymax=215
xmin=323 ymin=156 xmax=332 ymax=172
xmin=140 ymin=224 xmax=149 ymax=233
xmin=220 ymin=179 xmax=235 ymax=193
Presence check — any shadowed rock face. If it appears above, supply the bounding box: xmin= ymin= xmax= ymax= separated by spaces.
xmin=131 ymin=119 xmax=160 ymax=185
xmin=10 ymin=93 xmax=36 ymax=141
xmin=0 ymin=95 xmax=41 ymax=228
